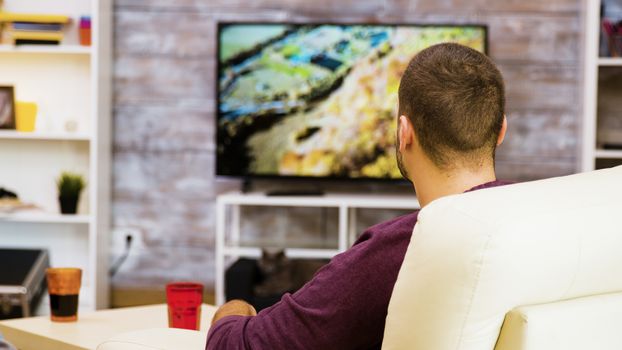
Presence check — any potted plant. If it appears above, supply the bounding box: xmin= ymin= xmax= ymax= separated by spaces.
xmin=57 ymin=172 xmax=85 ymax=214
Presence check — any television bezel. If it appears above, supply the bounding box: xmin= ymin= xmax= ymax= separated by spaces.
xmin=215 ymin=21 xmax=490 ymax=182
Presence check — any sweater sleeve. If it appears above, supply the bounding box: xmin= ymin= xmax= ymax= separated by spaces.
xmin=206 ymin=213 xmax=417 ymax=350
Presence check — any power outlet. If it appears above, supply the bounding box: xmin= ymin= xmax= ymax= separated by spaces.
xmin=109 ymin=227 xmax=146 ymax=277
xmin=110 ymin=227 xmax=144 ymax=254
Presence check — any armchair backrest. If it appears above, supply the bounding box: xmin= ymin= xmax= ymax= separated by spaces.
xmin=383 ymin=166 xmax=622 ymax=350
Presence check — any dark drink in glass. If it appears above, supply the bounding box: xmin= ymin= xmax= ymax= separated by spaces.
xmin=46 ymin=268 xmax=81 ymax=322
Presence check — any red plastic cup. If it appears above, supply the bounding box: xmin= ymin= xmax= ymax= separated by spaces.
xmin=166 ymin=282 xmax=203 ymax=330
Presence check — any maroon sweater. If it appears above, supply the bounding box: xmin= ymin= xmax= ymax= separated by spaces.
xmin=206 ymin=181 xmax=507 ymax=350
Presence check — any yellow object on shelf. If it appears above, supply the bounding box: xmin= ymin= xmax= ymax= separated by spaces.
xmin=15 ymin=101 xmax=37 ymax=132
xmin=0 ymin=12 xmax=70 ymax=24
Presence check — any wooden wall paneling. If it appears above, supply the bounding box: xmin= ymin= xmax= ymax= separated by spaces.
xmin=111 ymin=0 xmax=583 ymax=292
xmin=114 ymin=57 xmax=214 ymax=105
xmin=114 ymin=105 xmax=214 ymax=153
xmin=111 ymin=244 xmax=216 ymax=290
xmin=114 ymin=11 xmax=216 ymax=58
xmin=384 ymin=0 xmax=580 ymax=14
xmin=495 ymin=159 xmax=576 ymax=181
xmin=500 ymin=64 xmax=579 ymax=109
xmin=501 ymin=109 xmax=578 ymax=158
xmin=113 ymin=152 xmax=216 ymax=200
xmin=114 ymin=0 xmax=579 ymax=14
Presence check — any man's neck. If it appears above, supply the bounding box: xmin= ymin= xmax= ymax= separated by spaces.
xmin=413 ymin=166 xmax=497 ymax=208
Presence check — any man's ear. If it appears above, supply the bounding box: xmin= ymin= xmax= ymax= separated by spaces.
xmin=496 ymin=115 xmax=507 ymax=146
xmin=398 ymin=115 xmax=414 ymax=151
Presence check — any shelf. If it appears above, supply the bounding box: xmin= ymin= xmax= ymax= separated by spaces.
xmin=218 ymin=192 xmax=420 ymax=210
xmin=235 ymin=237 xmax=338 ymax=250
xmin=595 ymin=149 xmax=622 ymax=159
xmin=0 ymin=130 xmax=90 ymax=141
xmin=0 ymin=44 xmax=91 ymax=55
xmin=0 ymin=212 xmax=91 ymax=224
xmin=224 ymin=247 xmax=340 ymax=259
xmin=598 ymin=57 xmax=622 ymax=66
xmin=216 ymin=191 xmax=418 ymax=304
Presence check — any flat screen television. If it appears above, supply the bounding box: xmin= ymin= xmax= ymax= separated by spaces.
xmin=216 ymin=22 xmax=487 ymax=181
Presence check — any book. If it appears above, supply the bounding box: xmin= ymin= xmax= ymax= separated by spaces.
xmin=14 ymin=39 xmax=60 ymax=46
xmin=0 ymin=12 xmax=70 ymax=24
xmin=6 ymin=30 xmax=63 ymax=41
xmin=2 ymin=30 xmax=63 ymax=45
xmin=10 ymin=22 xmax=63 ymax=32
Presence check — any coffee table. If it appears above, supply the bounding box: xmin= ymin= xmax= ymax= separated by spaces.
xmin=0 ymin=304 xmax=217 ymax=350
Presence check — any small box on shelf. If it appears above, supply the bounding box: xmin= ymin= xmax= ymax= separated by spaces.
xmin=79 ymin=16 xmax=91 ymax=46
xmin=15 ymin=101 xmax=37 ymax=132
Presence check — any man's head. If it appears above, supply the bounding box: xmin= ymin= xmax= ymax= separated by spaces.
xmin=396 ymin=43 xmax=506 ymax=181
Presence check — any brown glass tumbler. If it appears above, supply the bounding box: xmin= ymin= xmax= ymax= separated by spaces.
xmin=46 ymin=268 xmax=81 ymax=322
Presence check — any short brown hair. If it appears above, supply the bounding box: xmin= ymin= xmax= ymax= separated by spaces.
xmin=398 ymin=43 xmax=505 ymax=169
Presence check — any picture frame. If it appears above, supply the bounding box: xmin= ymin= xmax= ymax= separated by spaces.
xmin=0 ymin=86 xmax=16 ymax=129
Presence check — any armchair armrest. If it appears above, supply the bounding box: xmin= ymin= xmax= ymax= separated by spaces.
xmin=97 ymin=328 xmax=207 ymax=350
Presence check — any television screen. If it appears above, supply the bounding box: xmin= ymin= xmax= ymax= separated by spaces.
xmin=217 ymin=23 xmax=487 ymax=180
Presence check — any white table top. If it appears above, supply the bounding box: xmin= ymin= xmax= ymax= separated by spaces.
xmin=0 ymin=303 xmax=217 ymax=350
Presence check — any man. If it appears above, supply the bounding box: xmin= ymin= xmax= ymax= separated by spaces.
xmin=207 ymin=43 xmax=509 ymax=349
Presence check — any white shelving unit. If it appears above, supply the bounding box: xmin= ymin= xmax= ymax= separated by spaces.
xmin=595 ymin=149 xmax=622 ymax=158
xmin=0 ymin=212 xmax=91 ymax=224
xmin=215 ymin=192 xmax=420 ymax=305
xmin=0 ymin=0 xmax=111 ymax=310
xmin=0 ymin=44 xmax=91 ymax=54
xmin=0 ymin=130 xmax=90 ymax=141
xmin=597 ymin=57 xmax=622 ymax=66
xmin=582 ymin=0 xmax=622 ymax=171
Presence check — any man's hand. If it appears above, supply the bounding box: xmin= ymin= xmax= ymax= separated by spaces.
xmin=211 ymin=299 xmax=257 ymax=325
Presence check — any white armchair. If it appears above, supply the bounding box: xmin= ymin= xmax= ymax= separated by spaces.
xmin=383 ymin=166 xmax=622 ymax=349
xmin=97 ymin=328 xmax=208 ymax=350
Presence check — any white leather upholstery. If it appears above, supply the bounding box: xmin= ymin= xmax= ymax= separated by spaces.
xmin=96 ymin=328 xmax=207 ymax=350
xmin=495 ymin=292 xmax=622 ymax=350
xmin=383 ymin=166 xmax=622 ymax=350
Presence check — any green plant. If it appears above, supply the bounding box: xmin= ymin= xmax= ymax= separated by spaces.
xmin=57 ymin=172 xmax=85 ymax=197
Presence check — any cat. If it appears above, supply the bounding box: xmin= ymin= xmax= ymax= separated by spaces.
xmin=253 ymin=249 xmax=326 ymax=298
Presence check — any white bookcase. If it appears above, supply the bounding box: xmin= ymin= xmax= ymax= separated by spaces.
xmin=215 ymin=192 xmax=420 ymax=305
xmin=0 ymin=0 xmax=111 ymax=310
xmin=582 ymin=0 xmax=622 ymax=171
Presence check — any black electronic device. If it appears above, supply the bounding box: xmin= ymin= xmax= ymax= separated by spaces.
xmin=0 ymin=248 xmax=49 ymax=319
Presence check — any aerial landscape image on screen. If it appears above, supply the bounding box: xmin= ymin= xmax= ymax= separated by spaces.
xmin=217 ymin=24 xmax=486 ymax=179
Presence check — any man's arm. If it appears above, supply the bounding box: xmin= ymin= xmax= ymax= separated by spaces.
xmin=205 ymin=216 xmax=416 ymax=350
xmin=211 ymin=299 xmax=257 ymax=325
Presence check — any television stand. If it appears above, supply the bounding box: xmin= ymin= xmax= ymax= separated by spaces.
xmin=214 ymin=191 xmax=420 ymax=305
xmin=266 ymin=189 xmax=324 ymax=196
